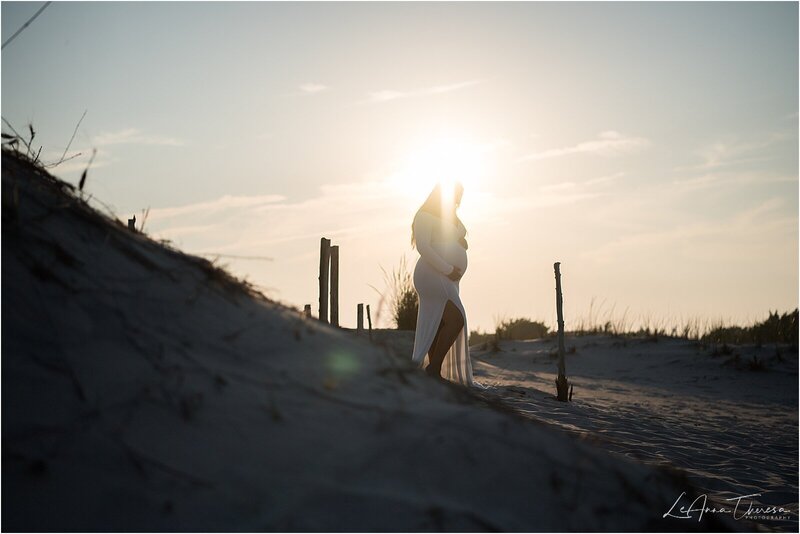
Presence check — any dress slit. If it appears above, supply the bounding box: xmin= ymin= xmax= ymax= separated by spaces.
xmin=425 ymin=298 xmax=463 ymax=371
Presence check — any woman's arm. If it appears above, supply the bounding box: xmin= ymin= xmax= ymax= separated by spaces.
xmin=414 ymin=213 xmax=455 ymax=276
xmin=456 ymin=218 xmax=468 ymax=249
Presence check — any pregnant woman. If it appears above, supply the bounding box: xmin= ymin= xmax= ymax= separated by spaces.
xmin=410 ymin=181 xmax=475 ymax=387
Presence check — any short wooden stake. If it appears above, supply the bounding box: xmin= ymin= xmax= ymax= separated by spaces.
xmin=357 ymin=303 xmax=364 ymax=334
xmin=330 ymin=245 xmax=339 ymax=327
xmin=366 ymin=304 xmax=373 ymax=340
xmin=128 ymin=215 xmax=136 ymax=231
xmin=554 ymin=262 xmax=571 ymax=402
xmin=303 ymin=304 xmax=312 ymax=319
xmin=318 ymin=238 xmax=331 ymax=323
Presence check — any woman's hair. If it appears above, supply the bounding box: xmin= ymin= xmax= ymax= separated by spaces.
xmin=410 ymin=181 xmax=465 ymax=249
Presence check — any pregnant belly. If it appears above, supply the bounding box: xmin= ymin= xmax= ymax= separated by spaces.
xmin=440 ymin=241 xmax=468 ymax=273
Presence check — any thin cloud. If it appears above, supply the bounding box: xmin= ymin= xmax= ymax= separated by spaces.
xmin=737 ymin=196 xmax=786 ymax=225
xmin=43 ymin=148 xmax=114 ymax=175
xmin=670 ymin=171 xmax=795 ymax=194
xmin=155 ymin=223 xmax=221 ymax=239
xmin=586 ymin=171 xmax=625 ymax=186
xmin=299 ymin=83 xmax=328 ymax=94
xmin=539 ymin=181 xmax=577 ymax=193
xmin=149 ymin=179 xmax=408 ymax=250
xmin=674 ymin=133 xmax=788 ymax=172
xmin=49 ymin=157 xmax=112 ymax=175
xmin=148 ymin=194 xmax=286 ymax=221
xmin=92 ymin=128 xmax=185 ymax=147
xmin=519 ymin=131 xmax=649 ymax=162
xmin=366 ymin=80 xmax=482 ymax=103
xmin=43 ymin=129 xmax=184 ymax=175
xmin=539 ymin=172 xmax=625 ymax=193
xmin=582 ymin=196 xmax=794 ymax=266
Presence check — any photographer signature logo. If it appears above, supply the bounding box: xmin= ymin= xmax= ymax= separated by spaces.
xmin=664 ymin=492 xmax=794 ymax=522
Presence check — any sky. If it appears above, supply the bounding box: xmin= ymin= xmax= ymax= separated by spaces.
xmin=2 ymin=1 xmax=798 ymax=332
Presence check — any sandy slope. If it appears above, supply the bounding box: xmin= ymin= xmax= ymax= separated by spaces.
xmin=469 ymin=335 xmax=799 ymax=532
xmin=2 ymin=151 xmax=737 ymax=531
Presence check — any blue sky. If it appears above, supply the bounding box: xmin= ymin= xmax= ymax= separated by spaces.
xmin=2 ymin=1 xmax=797 ymax=331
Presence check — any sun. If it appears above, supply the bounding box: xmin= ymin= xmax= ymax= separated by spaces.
xmin=392 ymin=134 xmax=488 ymax=202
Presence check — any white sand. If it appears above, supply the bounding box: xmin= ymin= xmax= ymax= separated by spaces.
xmin=2 ymin=152 xmax=745 ymax=531
xmin=469 ymin=335 xmax=798 ymax=532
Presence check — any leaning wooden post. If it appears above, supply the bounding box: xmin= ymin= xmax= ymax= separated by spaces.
xmin=357 ymin=303 xmax=364 ymax=334
xmin=330 ymin=245 xmax=339 ymax=327
xmin=318 ymin=238 xmax=331 ymax=323
xmin=366 ymin=304 xmax=373 ymax=340
xmin=554 ymin=262 xmax=572 ymax=402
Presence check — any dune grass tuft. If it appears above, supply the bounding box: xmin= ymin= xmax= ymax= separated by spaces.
xmin=371 ymin=255 xmax=418 ymax=330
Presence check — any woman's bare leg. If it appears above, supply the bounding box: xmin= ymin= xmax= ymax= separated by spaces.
xmin=426 ymin=300 xmax=464 ymax=378
xmin=426 ymin=317 xmax=445 ymax=368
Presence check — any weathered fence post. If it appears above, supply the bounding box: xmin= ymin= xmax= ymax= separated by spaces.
xmin=330 ymin=245 xmax=339 ymax=327
xmin=554 ymin=262 xmax=572 ymax=402
xmin=366 ymin=304 xmax=372 ymax=340
xmin=357 ymin=303 xmax=364 ymax=334
xmin=303 ymin=304 xmax=312 ymax=319
xmin=128 ymin=215 xmax=136 ymax=231
xmin=319 ymin=238 xmax=331 ymax=323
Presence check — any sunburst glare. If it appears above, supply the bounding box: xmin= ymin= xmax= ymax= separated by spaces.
xmin=391 ymin=134 xmax=488 ymax=199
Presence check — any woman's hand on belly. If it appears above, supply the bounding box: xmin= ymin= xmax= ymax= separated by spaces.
xmin=447 ymin=265 xmax=464 ymax=281
xmin=442 ymin=242 xmax=467 ymax=272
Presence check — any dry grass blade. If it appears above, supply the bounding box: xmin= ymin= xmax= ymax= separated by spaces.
xmin=2 ymin=117 xmax=29 ymax=155
xmin=2 ymin=133 xmax=20 ymax=152
xmin=79 ymin=148 xmax=97 ymax=192
xmin=1 ymin=119 xmax=43 ymax=165
xmin=27 ymin=124 xmax=36 ymax=156
xmin=49 ymin=109 xmax=87 ymax=169
xmin=139 ymin=207 xmax=150 ymax=232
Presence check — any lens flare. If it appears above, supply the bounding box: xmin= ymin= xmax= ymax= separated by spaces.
xmin=326 ymin=348 xmax=359 ymax=379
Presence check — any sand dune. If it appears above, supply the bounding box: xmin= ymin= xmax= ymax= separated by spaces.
xmin=468 ymin=335 xmax=798 ymax=532
xmin=2 ymin=150 xmax=741 ymax=531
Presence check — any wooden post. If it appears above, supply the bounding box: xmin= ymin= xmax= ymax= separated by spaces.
xmin=128 ymin=215 xmax=136 ymax=231
xmin=357 ymin=303 xmax=364 ymax=334
xmin=330 ymin=245 xmax=339 ymax=327
xmin=366 ymin=304 xmax=373 ymax=340
xmin=554 ymin=262 xmax=571 ymax=402
xmin=318 ymin=238 xmax=331 ymax=323
xmin=303 ymin=304 xmax=312 ymax=319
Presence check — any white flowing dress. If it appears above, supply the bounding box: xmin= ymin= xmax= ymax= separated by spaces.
xmin=410 ymin=210 xmax=475 ymax=387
